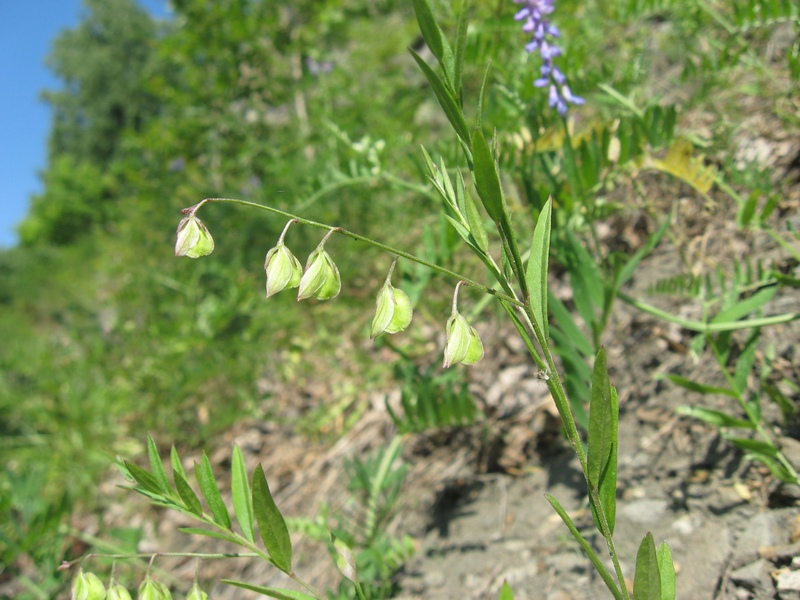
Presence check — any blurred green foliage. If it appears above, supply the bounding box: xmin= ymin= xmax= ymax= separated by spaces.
xmin=2 ymin=0 xmax=797 ymax=596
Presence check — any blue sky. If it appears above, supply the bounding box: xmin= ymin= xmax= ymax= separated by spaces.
xmin=0 ymin=0 xmax=171 ymax=248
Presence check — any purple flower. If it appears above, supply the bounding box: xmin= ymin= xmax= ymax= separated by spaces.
xmin=513 ymin=0 xmax=584 ymax=114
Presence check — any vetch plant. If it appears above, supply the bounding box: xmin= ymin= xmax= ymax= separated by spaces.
xmin=86 ymin=1 xmax=687 ymax=598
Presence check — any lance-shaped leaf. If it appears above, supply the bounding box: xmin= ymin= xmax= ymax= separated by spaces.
xmin=232 ymin=445 xmax=255 ymax=543
xmin=332 ymin=533 xmax=359 ymax=584
xmin=525 ymin=197 xmax=552 ymax=341
xmin=633 ymin=532 xmax=661 ymax=600
xmin=252 ymin=464 xmax=292 ymax=572
xmin=471 ymin=128 xmax=506 ymax=223
xmin=656 ymin=542 xmax=676 ymax=600
xmin=221 ymin=581 xmax=316 ymax=600
xmin=587 ymin=348 xmax=617 ymax=536
xmin=147 ymin=435 xmax=171 ymax=495
xmin=124 ymin=460 xmax=163 ymax=496
xmin=194 ymin=453 xmax=231 ymax=529
xmin=410 ymin=0 xmax=455 ymax=86
xmin=173 ymin=469 xmax=203 ymax=517
xmin=410 ymin=48 xmax=470 ymax=145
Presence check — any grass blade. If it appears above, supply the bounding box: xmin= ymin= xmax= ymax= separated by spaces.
xmin=194 ymin=453 xmax=231 ymax=529
xmin=675 ymin=405 xmax=754 ymax=429
xmin=409 ymin=49 xmax=470 ymax=145
xmin=253 ymin=464 xmax=293 ymax=572
xmin=232 ymin=445 xmax=255 ymax=543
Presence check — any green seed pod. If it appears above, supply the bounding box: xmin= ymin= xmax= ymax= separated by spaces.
xmin=175 ymin=214 xmax=215 ymax=258
xmin=297 ymin=248 xmax=341 ymax=301
xmin=137 ymin=576 xmax=172 ymax=600
xmin=265 ymin=243 xmax=303 ymax=297
xmin=371 ymin=283 xmax=413 ymax=338
xmin=71 ymin=570 xmax=106 ymax=600
xmin=107 ymin=581 xmax=133 ymax=600
xmin=185 ymin=583 xmax=209 ymax=600
xmin=443 ymin=312 xmax=483 ymax=368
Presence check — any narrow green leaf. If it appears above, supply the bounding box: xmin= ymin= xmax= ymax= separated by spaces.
xmin=221 ymin=581 xmax=316 ymax=600
xmin=174 ymin=469 xmax=203 ymax=516
xmin=633 ymin=532 xmax=661 ymax=600
xmin=661 ymin=374 xmax=738 ymax=397
xmin=476 ymin=61 xmax=492 ymax=130
xmin=712 ymin=284 xmax=777 ymax=324
xmin=564 ymin=229 xmax=604 ymax=321
xmin=675 ymin=405 xmax=754 ymax=429
xmin=723 ymin=435 xmax=780 ymax=457
xmin=764 ymin=383 xmax=796 ymax=417
xmin=147 ymin=435 xmax=171 ymax=495
xmin=409 ymin=49 xmax=470 ymax=144
xmin=587 ymin=348 xmax=617 ymax=535
xmin=526 ymin=197 xmax=552 ymax=341
xmin=252 ymin=464 xmax=292 ymax=572
xmin=464 ymin=190 xmax=490 ymax=253
xmin=499 ymin=581 xmax=515 ymax=600
xmin=170 ymin=446 xmax=187 ymax=481
xmin=544 ymin=494 xmax=623 ymax=600
xmin=179 ymin=527 xmax=240 ymax=545
xmin=656 ymin=543 xmax=676 ymax=600
xmin=232 ymin=445 xmax=255 ymax=543
xmin=739 ymin=450 xmax=798 ymax=484
xmin=410 ymin=0 xmax=455 ymax=84
xmin=453 ymin=0 xmax=468 ymax=97
xmin=471 ymin=128 xmax=506 ymax=222
xmin=733 ymin=329 xmax=759 ymax=394
xmin=332 ymin=533 xmax=359 ymax=584
xmin=737 ymin=190 xmax=759 ymax=227
xmin=194 ymin=453 xmax=231 ymax=529
xmin=124 ymin=460 xmax=163 ymax=496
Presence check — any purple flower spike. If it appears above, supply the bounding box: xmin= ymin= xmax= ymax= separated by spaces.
xmin=513 ymin=0 xmax=583 ymax=115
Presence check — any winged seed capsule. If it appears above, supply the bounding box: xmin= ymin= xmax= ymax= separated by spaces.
xmin=265 ymin=220 xmax=303 ymax=297
xmin=175 ymin=213 xmax=214 ymax=258
xmin=297 ymin=229 xmax=341 ymax=301
xmin=71 ymin=570 xmax=106 ymax=600
xmin=442 ymin=282 xmax=484 ymax=368
xmin=371 ymin=260 xmax=413 ymax=338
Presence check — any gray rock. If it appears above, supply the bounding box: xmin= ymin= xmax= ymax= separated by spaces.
xmin=619 ymin=499 xmax=670 ymax=524
xmin=732 ymin=511 xmax=786 ymax=568
xmin=777 ymin=569 xmax=800 ymax=600
xmin=730 ymin=559 xmax=774 ymax=598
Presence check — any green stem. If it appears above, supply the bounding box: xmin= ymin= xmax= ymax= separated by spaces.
xmin=195 ymin=198 xmax=524 ymax=308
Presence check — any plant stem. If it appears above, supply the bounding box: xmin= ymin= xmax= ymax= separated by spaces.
xmin=196 ymin=197 xmax=524 ymax=308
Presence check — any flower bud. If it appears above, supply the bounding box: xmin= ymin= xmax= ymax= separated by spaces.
xmin=71 ymin=570 xmax=106 ymax=600
xmin=137 ymin=576 xmax=172 ymax=600
xmin=186 ymin=583 xmax=209 ymax=600
xmin=371 ymin=281 xmax=412 ymax=339
xmin=107 ymin=581 xmax=133 ymax=600
xmin=297 ymin=230 xmax=341 ymax=301
xmin=175 ymin=214 xmax=214 ymax=258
